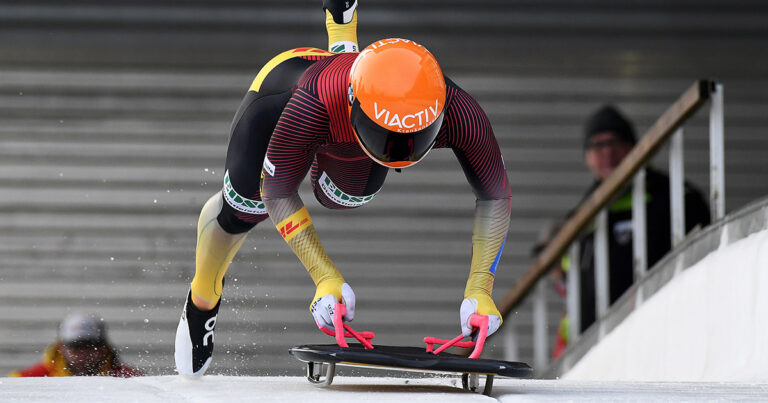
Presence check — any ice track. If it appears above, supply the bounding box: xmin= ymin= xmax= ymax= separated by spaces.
xmin=2 ymin=375 xmax=768 ymax=402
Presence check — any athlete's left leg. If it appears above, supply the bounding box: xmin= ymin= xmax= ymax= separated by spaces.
xmin=310 ymin=145 xmax=388 ymax=210
xmin=324 ymin=0 xmax=359 ymax=52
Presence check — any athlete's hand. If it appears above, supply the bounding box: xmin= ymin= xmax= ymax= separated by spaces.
xmin=460 ymin=295 xmax=502 ymax=338
xmin=310 ymin=281 xmax=355 ymax=332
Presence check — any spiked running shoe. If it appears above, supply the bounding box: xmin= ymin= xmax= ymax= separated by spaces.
xmin=323 ymin=0 xmax=357 ymax=24
xmin=175 ymin=290 xmax=221 ymax=376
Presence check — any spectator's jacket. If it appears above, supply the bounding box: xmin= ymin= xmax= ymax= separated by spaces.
xmin=8 ymin=341 xmax=142 ymax=378
xmin=573 ymin=167 xmax=710 ymax=332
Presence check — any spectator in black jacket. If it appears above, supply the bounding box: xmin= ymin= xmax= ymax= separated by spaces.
xmin=544 ymin=105 xmax=711 ymax=357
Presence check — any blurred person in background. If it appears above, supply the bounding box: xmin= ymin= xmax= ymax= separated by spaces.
xmin=540 ymin=105 xmax=710 ymax=358
xmin=8 ymin=312 xmax=142 ymax=377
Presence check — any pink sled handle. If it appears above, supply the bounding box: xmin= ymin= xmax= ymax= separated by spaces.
xmin=318 ymin=302 xmax=375 ymax=349
xmin=423 ymin=314 xmax=489 ymax=359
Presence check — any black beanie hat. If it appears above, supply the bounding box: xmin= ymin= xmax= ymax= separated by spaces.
xmin=583 ymin=105 xmax=636 ymax=149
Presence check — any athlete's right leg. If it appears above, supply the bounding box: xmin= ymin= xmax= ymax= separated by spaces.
xmin=189 ymin=193 xmax=249 ymax=311
xmin=175 ymin=91 xmax=288 ymax=377
xmin=189 ymin=91 xmax=290 ymax=311
xmin=174 ymin=191 xmax=254 ymax=376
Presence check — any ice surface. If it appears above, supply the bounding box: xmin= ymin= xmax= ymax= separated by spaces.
xmin=2 ymin=375 xmax=768 ymax=402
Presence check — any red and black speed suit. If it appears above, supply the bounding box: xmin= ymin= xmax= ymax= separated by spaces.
xmin=219 ymin=47 xmax=511 ymax=316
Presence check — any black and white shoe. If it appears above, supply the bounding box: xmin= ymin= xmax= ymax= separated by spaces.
xmin=174 ymin=290 xmax=220 ymax=376
xmin=323 ymin=0 xmax=357 ymax=24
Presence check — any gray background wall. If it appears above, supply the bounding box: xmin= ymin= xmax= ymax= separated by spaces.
xmin=1 ymin=0 xmax=767 ymax=376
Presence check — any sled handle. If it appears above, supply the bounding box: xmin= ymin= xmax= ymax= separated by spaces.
xmin=468 ymin=314 xmax=489 ymax=359
xmin=318 ymin=324 xmax=375 ymax=347
xmin=321 ymin=302 xmax=375 ymax=349
xmin=425 ymin=334 xmax=474 ymax=354
xmin=332 ymin=302 xmax=348 ymax=347
xmin=423 ymin=314 xmax=488 ymax=359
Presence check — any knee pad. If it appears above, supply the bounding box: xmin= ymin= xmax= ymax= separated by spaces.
xmin=217 ymin=194 xmax=268 ymax=234
xmin=309 ymin=149 xmax=386 ymax=210
xmin=312 ymin=171 xmax=380 ymax=210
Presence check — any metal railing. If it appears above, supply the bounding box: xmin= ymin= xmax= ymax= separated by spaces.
xmin=496 ymin=80 xmax=724 ymax=372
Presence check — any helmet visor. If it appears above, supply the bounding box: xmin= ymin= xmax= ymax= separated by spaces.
xmin=350 ymin=98 xmax=444 ymax=167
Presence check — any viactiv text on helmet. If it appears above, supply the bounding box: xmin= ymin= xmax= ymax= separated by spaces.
xmin=373 ymin=99 xmax=440 ymax=133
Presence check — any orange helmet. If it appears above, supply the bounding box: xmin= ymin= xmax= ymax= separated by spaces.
xmin=348 ymin=38 xmax=446 ymax=168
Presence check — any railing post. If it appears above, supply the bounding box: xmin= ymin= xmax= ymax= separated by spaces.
xmin=670 ymin=128 xmax=686 ymax=246
xmin=566 ymin=242 xmax=581 ymax=344
xmin=533 ymin=280 xmax=548 ymax=370
xmin=709 ymin=83 xmax=725 ymax=221
xmin=595 ymin=209 xmax=610 ymax=320
xmin=632 ymin=168 xmax=647 ymax=279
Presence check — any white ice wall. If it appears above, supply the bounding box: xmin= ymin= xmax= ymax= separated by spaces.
xmin=564 ymin=228 xmax=768 ymax=381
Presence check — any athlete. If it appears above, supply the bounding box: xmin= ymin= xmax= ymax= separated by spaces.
xmin=175 ymin=0 xmax=511 ymax=376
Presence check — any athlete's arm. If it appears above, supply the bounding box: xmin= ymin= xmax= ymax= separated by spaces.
xmin=260 ymin=2 xmax=359 ymax=327
xmin=259 ymin=87 xmax=352 ymax=324
xmin=444 ymin=80 xmax=512 ymax=335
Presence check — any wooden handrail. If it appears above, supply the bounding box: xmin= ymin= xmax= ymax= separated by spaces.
xmin=497 ymin=80 xmax=714 ymax=320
